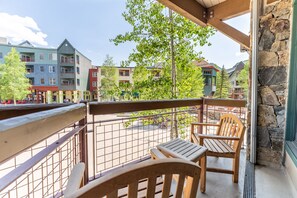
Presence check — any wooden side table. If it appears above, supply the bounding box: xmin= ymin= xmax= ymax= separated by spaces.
xmin=156 ymin=138 xmax=208 ymax=193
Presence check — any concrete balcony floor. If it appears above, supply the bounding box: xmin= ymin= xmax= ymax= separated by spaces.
xmin=256 ymin=166 xmax=297 ymax=198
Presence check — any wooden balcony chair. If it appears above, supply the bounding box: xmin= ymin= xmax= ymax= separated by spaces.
xmin=64 ymin=158 xmax=201 ymax=198
xmin=191 ymin=113 xmax=245 ymax=183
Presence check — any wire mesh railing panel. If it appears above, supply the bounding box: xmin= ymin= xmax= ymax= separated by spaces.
xmin=91 ymin=108 xmax=198 ymax=178
xmin=0 ymin=126 xmax=81 ymax=198
xmin=192 ymin=104 xmax=247 ymax=146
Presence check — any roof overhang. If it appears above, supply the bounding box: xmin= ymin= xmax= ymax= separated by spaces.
xmin=158 ymin=0 xmax=279 ymax=49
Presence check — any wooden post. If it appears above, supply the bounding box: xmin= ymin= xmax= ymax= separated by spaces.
xmin=198 ymin=98 xmax=205 ymax=134
xmin=79 ymin=115 xmax=88 ymax=185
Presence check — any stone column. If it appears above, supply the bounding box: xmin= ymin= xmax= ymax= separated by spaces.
xmin=257 ymin=0 xmax=291 ymax=167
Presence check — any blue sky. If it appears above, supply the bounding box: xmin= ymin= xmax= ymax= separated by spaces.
xmin=0 ymin=0 xmax=249 ymax=68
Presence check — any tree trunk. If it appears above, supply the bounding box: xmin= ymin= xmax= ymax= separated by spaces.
xmin=169 ymin=9 xmax=178 ymax=139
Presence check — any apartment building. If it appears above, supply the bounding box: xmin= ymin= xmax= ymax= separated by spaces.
xmin=227 ymin=61 xmax=246 ymax=99
xmin=90 ymin=66 xmax=134 ymax=101
xmin=89 ymin=68 xmax=98 ymax=101
xmin=0 ymin=39 xmax=58 ymax=103
xmin=193 ymin=60 xmax=219 ymax=97
xmin=57 ymin=39 xmax=92 ymax=102
xmin=0 ymin=38 xmax=92 ymax=103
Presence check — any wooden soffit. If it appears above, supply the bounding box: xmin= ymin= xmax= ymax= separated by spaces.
xmin=158 ymin=0 xmax=279 ymax=49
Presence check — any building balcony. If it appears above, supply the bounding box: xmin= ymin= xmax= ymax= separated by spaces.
xmin=0 ymin=98 xmax=251 ymax=197
xmin=60 ymin=71 xmax=75 ymax=78
xmin=21 ymin=57 xmax=35 ymax=62
xmin=60 ymin=84 xmax=75 ymax=90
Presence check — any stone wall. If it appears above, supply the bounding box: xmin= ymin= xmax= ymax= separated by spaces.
xmin=257 ymin=0 xmax=292 ymax=167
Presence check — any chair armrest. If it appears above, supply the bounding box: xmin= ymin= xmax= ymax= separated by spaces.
xmin=64 ymin=162 xmax=85 ymax=197
xmin=197 ymin=134 xmax=240 ymax=141
xmin=150 ymin=148 xmax=167 ymax=159
xmin=191 ymin=122 xmax=220 ymax=127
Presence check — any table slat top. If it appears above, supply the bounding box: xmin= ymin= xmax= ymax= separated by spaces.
xmin=157 ymin=138 xmax=207 ymax=162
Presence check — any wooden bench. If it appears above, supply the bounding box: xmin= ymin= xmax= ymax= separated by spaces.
xmin=191 ymin=113 xmax=245 ymax=183
xmin=64 ymin=158 xmax=201 ymax=198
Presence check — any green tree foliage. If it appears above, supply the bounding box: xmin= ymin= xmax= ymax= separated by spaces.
xmin=214 ymin=66 xmax=231 ymax=98
xmin=237 ymin=62 xmax=249 ymax=98
xmin=99 ymin=55 xmax=118 ymax=101
xmin=0 ymin=48 xmax=31 ymax=104
xmin=112 ymin=0 xmax=214 ymax=100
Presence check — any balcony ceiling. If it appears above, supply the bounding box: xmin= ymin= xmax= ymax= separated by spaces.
xmin=159 ymin=0 xmax=279 ymax=49
xmin=196 ymin=0 xmax=227 ymax=8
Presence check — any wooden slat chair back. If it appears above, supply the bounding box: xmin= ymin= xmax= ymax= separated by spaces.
xmin=215 ymin=114 xmax=245 ymax=154
xmin=191 ymin=113 xmax=245 ymax=183
xmin=65 ymin=158 xmax=201 ymax=198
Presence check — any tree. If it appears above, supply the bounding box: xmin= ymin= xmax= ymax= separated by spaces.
xmin=214 ymin=66 xmax=231 ymax=98
xmin=0 ymin=48 xmax=31 ymax=105
xmin=112 ymin=0 xmax=214 ymax=138
xmin=112 ymin=0 xmax=214 ymax=100
xmin=99 ymin=55 xmax=118 ymax=101
xmin=237 ymin=62 xmax=249 ymax=98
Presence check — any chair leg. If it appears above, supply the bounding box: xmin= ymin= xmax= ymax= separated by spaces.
xmin=199 ymin=154 xmax=207 ymax=193
xmin=232 ymin=154 xmax=240 ymax=183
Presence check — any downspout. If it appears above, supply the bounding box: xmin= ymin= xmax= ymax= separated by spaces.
xmin=250 ymin=0 xmax=262 ymax=164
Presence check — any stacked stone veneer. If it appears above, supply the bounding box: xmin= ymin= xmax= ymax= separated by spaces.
xmin=257 ymin=0 xmax=292 ymax=167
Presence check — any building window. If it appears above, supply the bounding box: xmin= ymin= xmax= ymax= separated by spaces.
xmin=40 ymin=78 xmax=45 ymax=84
xmin=77 ymin=67 xmax=80 ymax=74
xmin=39 ymin=53 xmax=44 ymax=60
xmin=92 ymin=72 xmax=97 ymax=77
xmin=49 ymin=53 xmax=57 ymax=61
xmin=0 ymin=52 xmax=3 ymax=59
xmin=49 ymin=78 xmax=56 ymax=85
xmin=119 ymin=70 xmax=130 ymax=76
xmin=76 ymin=55 xmax=80 ymax=64
xmin=29 ymin=78 xmax=34 ymax=85
xmin=77 ymin=79 xmax=80 ymax=86
xmin=49 ymin=66 xmax=55 ymax=73
xmin=203 ymin=70 xmax=212 ymax=75
xmin=26 ymin=66 xmax=34 ymax=73
xmin=40 ymin=66 xmax=45 ymax=72
xmin=92 ymin=81 xmax=97 ymax=87
xmin=61 ymin=80 xmax=71 ymax=85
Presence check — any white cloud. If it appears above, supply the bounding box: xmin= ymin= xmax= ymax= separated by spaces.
xmin=0 ymin=13 xmax=48 ymax=46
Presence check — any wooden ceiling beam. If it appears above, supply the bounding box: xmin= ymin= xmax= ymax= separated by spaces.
xmin=208 ymin=0 xmax=279 ymax=21
xmin=208 ymin=0 xmax=250 ymax=20
xmin=158 ymin=0 xmax=207 ymax=26
xmin=208 ymin=17 xmax=250 ymax=49
xmin=267 ymin=0 xmax=279 ymax=4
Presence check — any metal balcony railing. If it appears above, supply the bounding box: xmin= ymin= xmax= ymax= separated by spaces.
xmin=0 ymin=98 xmax=247 ymax=197
xmin=21 ymin=57 xmax=35 ymax=62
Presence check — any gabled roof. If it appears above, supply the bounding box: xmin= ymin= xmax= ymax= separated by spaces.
xmin=18 ymin=40 xmax=34 ymax=47
xmin=227 ymin=61 xmax=245 ymax=76
xmin=57 ymin=39 xmax=91 ymax=61
xmin=193 ymin=60 xmax=220 ymax=72
xmin=57 ymin=39 xmax=75 ymax=50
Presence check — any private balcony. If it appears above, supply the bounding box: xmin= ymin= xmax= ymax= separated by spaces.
xmin=20 ymin=53 xmax=35 ymax=63
xmin=60 ymin=55 xmax=75 ymax=66
xmin=0 ymin=99 xmax=250 ymax=197
xmin=60 ymin=72 xmax=75 ymax=79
